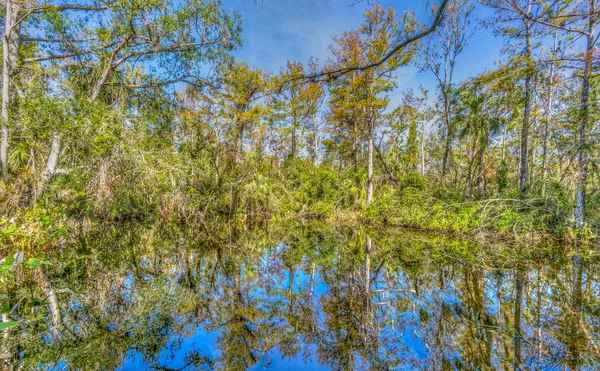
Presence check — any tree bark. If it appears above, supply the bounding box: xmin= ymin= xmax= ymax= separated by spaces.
xmin=88 ymin=37 xmax=129 ymax=101
xmin=574 ymin=13 xmax=596 ymax=229
xmin=366 ymin=25 xmax=375 ymax=205
xmin=367 ymin=115 xmax=374 ymax=204
xmin=1 ymin=0 xmax=22 ymax=179
xmin=44 ymin=134 xmax=61 ymax=180
xmin=39 ymin=267 xmax=63 ymax=337
xmin=542 ymin=29 xmax=558 ymax=196
xmin=36 ymin=134 xmax=69 ymax=195
xmin=89 ymin=63 xmax=115 ymax=101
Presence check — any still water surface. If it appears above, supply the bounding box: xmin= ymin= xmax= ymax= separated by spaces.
xmin=4 ymin=224 xmax=599 ymax=370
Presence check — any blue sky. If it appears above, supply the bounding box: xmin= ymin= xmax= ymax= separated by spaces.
xmin=222 ymin=0 xmax=506 ymax=106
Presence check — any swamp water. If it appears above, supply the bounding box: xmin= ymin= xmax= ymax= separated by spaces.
xmin=1 ymin=223 xmax=599 ymax=370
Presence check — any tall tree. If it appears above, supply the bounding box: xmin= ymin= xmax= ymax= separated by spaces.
xmin=214 ymin=61 xmax=269 ymax=163
xmin=481 ymin=0 xmax=545 ymax=194
xmin=421 ymin=0 xmax=474 ymax=178
xmin=327 ymin=4 xmax=415 ymax=204
xmin=571 ymin=1 xmax=598 ymax=228
xmin=272 ymin=60 xmax=324 ymax=159
xmin=1 ymin=0 xmax=241 ymax=186
xmin=1 ymin=1 xmax=111 ymax=178
xmin=1 ymin=0 xmax=21 ymax=179
xmin=398 ymin=88 xmax=431 ymax=174
xmin=455 ymin=77 xmax=504 ymax=199
xmin=541 ymin=28 xmax=560 ymax=195
xmin=508 ymin=0 xmax=599 ymax=226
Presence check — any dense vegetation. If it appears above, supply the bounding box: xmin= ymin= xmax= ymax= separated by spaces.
xmin=2 ymin=1 xmax=600 ymax=369
xmin=1 ymin=0 xmax=599 ymax=246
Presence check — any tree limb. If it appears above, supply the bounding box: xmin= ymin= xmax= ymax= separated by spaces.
xmin=292 ymin=0 xmax=451 ymax=84
xmin=22 ymin=40 xmax=119 ymax=63
xmin=27 ymin=4 xmax=109 ymax=14
xmin=22 ymin=37 xmax=96 ymax=43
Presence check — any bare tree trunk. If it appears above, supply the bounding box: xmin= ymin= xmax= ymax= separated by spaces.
xmin=1 ymin=0 xmax=21 ymax=179
xmin=441 ymin=95 xmax=452 ymax=177
xmin=89 ymin=63 xmax=114 ymax=101
xmin=519 ymin=0 xmax=533 ymax=194
xmin=366 ymin=25 xmax=375 ymax=205
xmin=43 ymin=41 xmax=123 ymax=188
xmin=44 ymin=134 xmax=61 ymax=180
xmin=88 ymin=38 xmax=129 ymax=102
xmin=39 ymin=267 xmax=63 ymax=338
xmin=542 ymin=29 xmax=558 ymax=196
xmin=367 ymin=115 xmax=374 ymax=204
xmin=33 ymin=41 xmax=123 ymax=191
xmin=574 ymin=15 xmax=596 ymax=229
xmin=291 ymin=116 xmax=297 ymax=159
xmin=36 ymin=134 xmax=69 ymax=195
xmin=467 ymin=137 xmax=476 ymax=197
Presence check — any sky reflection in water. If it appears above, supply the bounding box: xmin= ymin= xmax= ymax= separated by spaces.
xmin=7 ymin=225 xmax=599 ymax=370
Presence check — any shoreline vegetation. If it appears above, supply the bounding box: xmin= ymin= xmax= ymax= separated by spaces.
xmin=0 ymin=165 xmax=594 ymax=252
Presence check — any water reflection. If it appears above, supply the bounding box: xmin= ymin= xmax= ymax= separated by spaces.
xmin=1 ymin=223 xmax=599 ymax=370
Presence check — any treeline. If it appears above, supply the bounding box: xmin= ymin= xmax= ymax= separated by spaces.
xmin=0 ymin=0 xmax=598 ymax=239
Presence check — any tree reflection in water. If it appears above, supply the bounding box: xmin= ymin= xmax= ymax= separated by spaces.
xmin=1 ymin=223 xmax=599 ymax=370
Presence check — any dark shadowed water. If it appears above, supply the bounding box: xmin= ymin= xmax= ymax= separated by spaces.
xmin=2 ymin=223 xmax=599 ymax=370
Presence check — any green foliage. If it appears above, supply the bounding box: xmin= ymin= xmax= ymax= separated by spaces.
xmin=0 ymin=0 xmax=594 ymax=248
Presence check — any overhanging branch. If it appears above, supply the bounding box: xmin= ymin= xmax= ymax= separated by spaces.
xmin=28 ymin=4 xmax=109 ymax=14
xmin=291 ymin=0 xmax=450 ymax=85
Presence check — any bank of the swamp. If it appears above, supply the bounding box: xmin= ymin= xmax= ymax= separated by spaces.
xmin=1 ymin=167 xmax=596 ymax=249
